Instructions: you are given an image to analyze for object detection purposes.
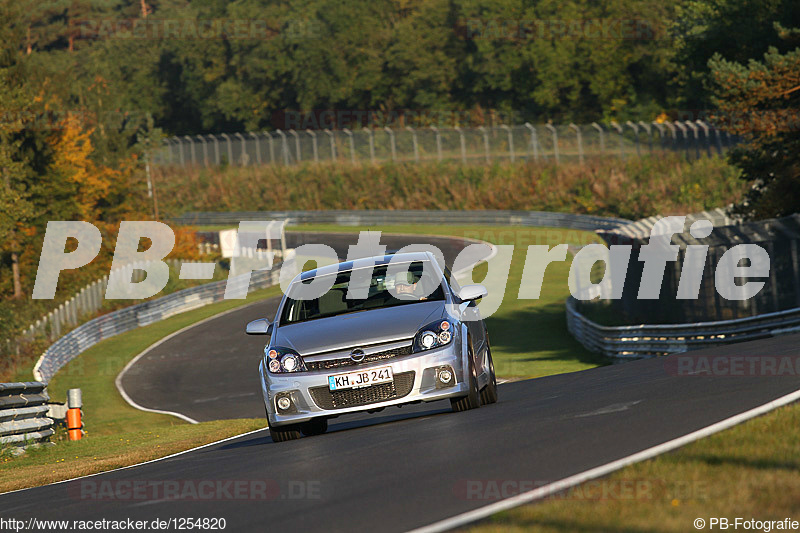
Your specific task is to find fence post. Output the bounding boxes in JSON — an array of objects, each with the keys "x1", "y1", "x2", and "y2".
[
  {"x1": 249, "y1": 132, "x2": 262, "y2": 165},
  {"x1": 454, "y1": 126, "x2": 467, "y2": 164},
  {"x1": 174, "y1": 138, "x2": 185, "y2": 166},
  {"x1": 663, "y1": 121, "x2": 677, "y2": 152},
  {"x1": 183, "y1": 135, "x2": 196, "y2": 166},
  {"x1": 233, "y1": 132, "x2": 247, "y2": 165},
  {"x1": 696, "y1": 120, "x2": 712, "y2": 157},
  {"x1": 638, "y1": 121, "x2": 652, "y2": 153},
  {"x1": 430, "y1": 126, "x2": 442, "y2": 161},
  {"x1": 524, "y1": 123, "x2": 539, "y2": 161},
  {"x1": 343, "y1": 128, "x2": 356, "y2": 164},
  {"x1": 545, "y1": 124, "x2": 558, "y2": 164},
  {"x1": 276, "y1": 130, "x2": 290, "y2": 165},
  {"x1": 610, "y1": 121, "x2": 624, "y2": 159},
  {"x1": 362, "y1": 128, "x2": 374, "y2": 163},
  {"x1": 324, "y1": 129, "x2": 336, "y2": 160},
  {"x1": 591, "y1": 122, "x2": 604, "y2": 154},
  {"x1": 197, "y1": 135, "x2": 209, "y2": 166},
  {"x1": 208, "y1": 135, "x2": 220, "y2": 165},
  {"x1": 570, "y1": 123, "x2": 583, "y2": 164},
  {"x1": 289, "y1": 129, "x2": 301, "y2": 162},
  {"x1": 673, "y1": 121, "x2": 688, "y2": 159},
  {"x1": 501, "y1": 124, "x2": 514, "y2": 162},
  {"x1": 406, "y1": 126, "x2": 419, "y2": 162},
  {"x1": 651, "y1": 122, "x2": 665, "y2": 153},
  {"x1": 384, "y1": 127, "x2": 396, "y2": 162},
  {"x1": 307, "y1": 130, "x2": 319, "y2": 163},
  {"x1": 685, "y1": 121, "x2": 700, "y2": 159},
  {"x1": 711, "y1": 125, "x2": 724, "y2": 155},
  {"x1": 266, "y1": 132, "x2": 275, "y2": 164},
  {"x1": 626, "y1": 121, "x2": 641, "y2": 157},
  {"x1": 478, "y1": 126, "x2": 490, "y2": 163},
  {"x1": 220, "y1": 133, "x2": 234, "y2": 165}
]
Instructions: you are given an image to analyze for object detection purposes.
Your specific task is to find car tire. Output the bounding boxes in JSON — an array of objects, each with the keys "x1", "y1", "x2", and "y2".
[
  {"x1": 480, "y1": 346, "x2": 498, "y2": 405},
  {"x1": 269, "y1": 423, "x2": 303, "y2": 442},
  {"x1": 451, "y1": 344, "x2": 481, "y2": 412},
  {"x1": 300, "y1": 417, "x2": 328, "y2": 436}
]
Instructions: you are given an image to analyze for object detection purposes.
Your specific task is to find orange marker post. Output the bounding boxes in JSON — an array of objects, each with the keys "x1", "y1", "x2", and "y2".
[{"x1": 67, "y1": 388, "x2": 83, "y2": 441}]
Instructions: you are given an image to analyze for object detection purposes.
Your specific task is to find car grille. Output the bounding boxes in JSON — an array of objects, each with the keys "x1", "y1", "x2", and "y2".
[
  {"x1": 305, "y1": 345, "x2": 413, "y2": 372},
  {"x1": 308, "y1": 371, "x2": 415, "y2": 410}
]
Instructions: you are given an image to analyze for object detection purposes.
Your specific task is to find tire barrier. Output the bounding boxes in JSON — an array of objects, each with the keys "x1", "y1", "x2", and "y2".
[{"x1": 0, "y1": 382, "x2": 54, "y2": 449}]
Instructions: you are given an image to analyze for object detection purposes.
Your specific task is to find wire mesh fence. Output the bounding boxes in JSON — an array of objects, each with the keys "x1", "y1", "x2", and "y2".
[{"x1": 153, "y1": 120, "x2": 738, "y2": 168}]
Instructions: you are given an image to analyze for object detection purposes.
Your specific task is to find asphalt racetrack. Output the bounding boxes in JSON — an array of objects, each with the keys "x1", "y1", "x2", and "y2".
[{"x1": 2, "y1": 233, "x2": 799, "y2": 531}]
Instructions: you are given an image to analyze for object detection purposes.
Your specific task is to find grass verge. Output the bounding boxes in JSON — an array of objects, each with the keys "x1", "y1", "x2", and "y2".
[
  {"x1": 465, "y1": 400, "x2": 800, "y2": 532},
  {"x1": 155, "y1": 156, "x2": 744, "y2": 221},
  {"x1": 0, "y1": 285, "x2": 280, "y2": 492}
]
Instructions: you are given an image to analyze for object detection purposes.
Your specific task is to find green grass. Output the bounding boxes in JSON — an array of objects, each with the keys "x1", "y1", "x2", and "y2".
[
  {"x1": 465, "y1": 400, "x2": 800, "y2": 532},
  {"x1": 0, "y1": 285, "x2": 280, "y2": 492},
  {"x1": 155, "y1": 156, "x2": 745, "y2": 221}
]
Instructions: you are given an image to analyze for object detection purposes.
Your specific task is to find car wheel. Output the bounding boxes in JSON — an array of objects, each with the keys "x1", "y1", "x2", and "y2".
[
  {"x1": 480, "y1": 345, "x2": 498, "y2": 405},
  {"x1": 300, "y1": 417, "x2": 328, "y2": 436},
  {"x1": 451, "y1": 343, "x2": 481, "y2": 412},
  {"x1": 269, "y1": 423, "x2": 303, "y2": 442}
]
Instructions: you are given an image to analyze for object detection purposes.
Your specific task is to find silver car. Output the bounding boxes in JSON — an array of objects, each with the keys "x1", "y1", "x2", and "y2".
[{"x1": 246, "y1": 251, "x2": 498, "y2": 442}]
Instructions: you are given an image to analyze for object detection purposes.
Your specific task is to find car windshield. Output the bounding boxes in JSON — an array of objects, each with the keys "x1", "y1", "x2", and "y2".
[{"x1": 280, "y1": 261, "x2": 445, "y2": 325}]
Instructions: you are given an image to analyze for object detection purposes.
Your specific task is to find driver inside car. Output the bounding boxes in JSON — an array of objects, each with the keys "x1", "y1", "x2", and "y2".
[{"x1": 393, "y1": 271, "x2": 428, "y2": 300}]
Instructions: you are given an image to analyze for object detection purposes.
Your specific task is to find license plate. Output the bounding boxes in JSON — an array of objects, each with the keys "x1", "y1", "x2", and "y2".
[{"x1": 328, "y1": 366, "x2": 394, "y2": 391}]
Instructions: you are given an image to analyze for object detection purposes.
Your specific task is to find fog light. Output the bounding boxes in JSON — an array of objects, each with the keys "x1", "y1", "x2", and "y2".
[
  {"x1": 276, "y1": 396, "x2": 292, "y2": 411},
  {"x1": 435, "y1": 365, "x2": 455, "y2": 388}
]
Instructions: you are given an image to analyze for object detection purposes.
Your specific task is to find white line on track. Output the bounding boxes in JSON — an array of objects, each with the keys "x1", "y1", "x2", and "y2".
[
  {"x1": 407, "y1": 386, "x2": 800, "y2": 533},
  {"x1": 115, "y1": 300, "x2": 268, "y2": 424},
  {"x1": 0, "y1": 428, "x2": 267, "y2": 498}
]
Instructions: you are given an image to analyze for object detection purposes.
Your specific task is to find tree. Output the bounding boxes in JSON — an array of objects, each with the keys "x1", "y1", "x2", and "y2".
[
  {"x1": 671, "y1": 0, "x2": 800, "y2": 111},
  {"x1": 710, "y1": 41, "x2": 800, "y2": 219}
]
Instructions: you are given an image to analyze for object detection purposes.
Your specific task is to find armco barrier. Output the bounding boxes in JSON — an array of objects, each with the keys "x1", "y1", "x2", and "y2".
[
  {"x1": 172, "y1": 209, "x2": 631, "y2": 232},
  {"x1": 566, "y1": 297, "x2": 800, "y2": 359},
  {"x1": 33, "y1": 268, "x2": 281, "y2": 383},
  {"x1": 0, "y1": 382, "x2": 54, "y2": 448}
]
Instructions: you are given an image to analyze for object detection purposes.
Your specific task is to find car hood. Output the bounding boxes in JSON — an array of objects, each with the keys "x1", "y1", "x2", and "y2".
[{"x1": 274, "y1": 301, "x2": 445, "y2": 355}]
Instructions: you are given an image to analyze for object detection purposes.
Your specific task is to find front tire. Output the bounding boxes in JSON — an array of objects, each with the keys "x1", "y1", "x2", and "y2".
[
  {"x1": 269, "y1": 424, "x2": 302, "y2": 442},
  {"x1": 480, "y1": 346, "x2": 498, "y2": 405},
  {"x1": 451, "y1": 343, "x2": 481, "y2": 412}
]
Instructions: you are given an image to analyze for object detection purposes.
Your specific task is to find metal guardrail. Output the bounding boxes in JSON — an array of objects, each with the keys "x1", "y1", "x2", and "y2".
[
  {"x1": 33, "y1": 268, "x2": 281, "y2": 383},
  {"x1": 173, "y1": 209, "x2": 631, "y2": 232},
  {"x1": 7, "y1": 259, "x2": 186, "y2": 361},
  {"x1": 566, "y1": 297, "x2": 800, "y2": 359},
  {"x1": 0, "y1": 382, "x2": 54, "y2": 448}
]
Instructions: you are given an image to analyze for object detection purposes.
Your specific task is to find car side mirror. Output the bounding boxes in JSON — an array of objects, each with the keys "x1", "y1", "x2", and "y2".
[
  {"x1": 246, "y1": 318, "x2": 272, "y2": 335},
  {"x1": 458, "y1": 284, "x2": 488, "y2": 302}
]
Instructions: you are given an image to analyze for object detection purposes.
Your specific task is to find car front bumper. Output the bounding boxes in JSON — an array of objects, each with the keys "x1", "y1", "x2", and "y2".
[{"x1": 260, "y1": 344, "x2": 467, "y2": 427}]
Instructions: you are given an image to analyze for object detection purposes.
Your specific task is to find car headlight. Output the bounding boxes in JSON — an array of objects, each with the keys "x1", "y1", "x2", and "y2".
[
  {"x1": 413, "y1": 320, "x2": 454, "y2": 352},
  {"x1": 264, "y1": 346, "x2": 307, "y2": 373}
]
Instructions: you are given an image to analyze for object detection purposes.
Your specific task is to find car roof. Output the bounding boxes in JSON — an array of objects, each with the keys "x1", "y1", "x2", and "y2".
[{"x1": 298, "y1": 251, "x2": 434, "y2": 281}]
